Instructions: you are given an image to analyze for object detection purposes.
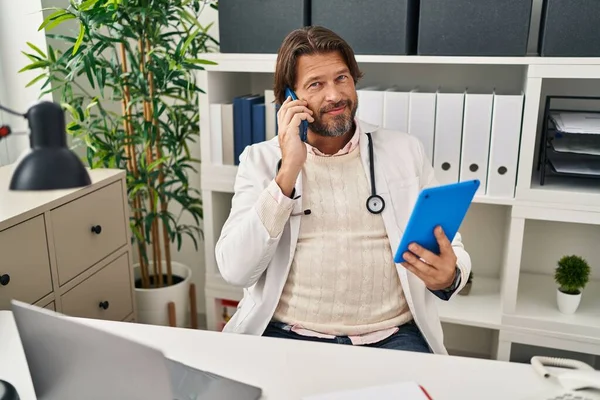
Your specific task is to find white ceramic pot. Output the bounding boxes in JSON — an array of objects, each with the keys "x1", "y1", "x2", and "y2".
[
  {"x1": 556, "y1": 288, "x2": 582, "y2": 314},
  {"x1": 133, "y1": 261, "x2": 191, "y2": 327}
]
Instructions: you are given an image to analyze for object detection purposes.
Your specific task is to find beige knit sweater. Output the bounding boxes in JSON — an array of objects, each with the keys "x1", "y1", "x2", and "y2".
[{"x1": 273, "y1": 147, "x2": 412, "y2": 336}]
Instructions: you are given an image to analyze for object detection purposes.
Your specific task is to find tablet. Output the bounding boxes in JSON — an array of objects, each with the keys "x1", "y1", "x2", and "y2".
[{"x1": 393, "y1": 179, "x2": 480, "y2": 263}]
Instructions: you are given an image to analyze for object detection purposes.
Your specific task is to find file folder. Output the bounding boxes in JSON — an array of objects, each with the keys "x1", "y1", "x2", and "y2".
[
  {"x1": 487, "y1": 92, "x2": 524, "y2": 198},
  {"x1": 264, "y1": 90, "x2": 277, "y2": 140},
  {"x1": 409, "y1": 89, "x2": 437, "y2": 162},
  {"x1": 433, "y1": 91, "x2": 465, "y2": 185},
  {"x1": 460, "y1": 92, "x2": 493, "y2": 194},
  {"x1": 209, "y1": 103, "x2": 223, "y2": 165},
  {"x1": 383, "y1": 88, "x2": 410, "y2": 132},
  {"x1": 357, "y1": 87, "x2": 384, "y2": 127},
  {"x1": 221, "y1": 104, "x2": 234, "y2": 165}
]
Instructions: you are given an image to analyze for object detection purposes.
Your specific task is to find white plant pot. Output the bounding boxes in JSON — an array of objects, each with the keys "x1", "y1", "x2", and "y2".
[
  {"x1": 556, "y1": 288, "x2": 582, "y2": 314},
  {"x1": 133, "y1": 261, "x2": 191, "y2": 327}
]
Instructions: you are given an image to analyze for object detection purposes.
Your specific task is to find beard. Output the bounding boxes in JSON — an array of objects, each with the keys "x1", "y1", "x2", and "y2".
[{"x1": 309, "y1": 98, "x2": 357, "y2": 138}]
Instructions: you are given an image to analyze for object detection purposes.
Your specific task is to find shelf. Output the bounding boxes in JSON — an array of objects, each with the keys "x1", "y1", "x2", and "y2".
[
  {"x1": 201, "y1": 164, "x2": 515, "y2": 205},
  {"x1": 198, "y1": 53, "x2": 600, "y2": 73},
  {"x1": 523, "y1": 170, "x2": 600, "y2": 210},
  {"x1": 437, "y1": 276, "x2": 502, "y2": 330},
  {"x1": 201, "y1": 164, "x2": 237, "y2": 193},
  {"x1": 503, "y1": 273, "x2": 600, "y2": 344}
]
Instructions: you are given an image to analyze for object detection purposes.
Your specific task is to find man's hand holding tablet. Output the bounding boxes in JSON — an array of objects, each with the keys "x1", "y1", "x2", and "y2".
[
  {"x1": 401, "y1": 226, "x2": 459, "y2": 290},
  {"x1": 393, "y1": 180, "x2": 480, "y2": 291}
]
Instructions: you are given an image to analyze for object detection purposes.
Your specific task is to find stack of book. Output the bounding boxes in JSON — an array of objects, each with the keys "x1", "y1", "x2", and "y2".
[{"x1": 209, "y1": 90, "x2": 278, "y2": 166}]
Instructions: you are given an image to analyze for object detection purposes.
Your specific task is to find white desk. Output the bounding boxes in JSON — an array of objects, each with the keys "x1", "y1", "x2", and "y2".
[{"x1": 0, "y1": 311, "x2": 559, "y2": 399}]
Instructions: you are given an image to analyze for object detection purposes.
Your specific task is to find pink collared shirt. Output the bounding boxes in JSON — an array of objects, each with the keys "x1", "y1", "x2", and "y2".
[{"x1": 266, "y1": 121, "x2": 401, "y2": 345}]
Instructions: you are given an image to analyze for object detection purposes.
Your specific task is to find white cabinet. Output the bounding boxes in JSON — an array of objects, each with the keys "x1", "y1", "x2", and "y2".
[{"x1": 0, "y1": 166, "x2": 135, "y2": 322}]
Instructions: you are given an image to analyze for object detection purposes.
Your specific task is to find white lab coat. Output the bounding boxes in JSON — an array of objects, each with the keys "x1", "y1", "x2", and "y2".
[{"x1": 215, "y1": 119, "x2": 471, "y2": 355}]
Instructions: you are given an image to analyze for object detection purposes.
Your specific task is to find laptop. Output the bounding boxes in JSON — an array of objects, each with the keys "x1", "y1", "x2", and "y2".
[{"x1": 10, "y1": 300, "x2": 262, "y2": 400}]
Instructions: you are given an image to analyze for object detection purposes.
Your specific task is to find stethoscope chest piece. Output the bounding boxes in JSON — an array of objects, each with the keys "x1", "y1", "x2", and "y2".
[{"x1": 366, "y1": 194, "x2": 385, "y2": 214}]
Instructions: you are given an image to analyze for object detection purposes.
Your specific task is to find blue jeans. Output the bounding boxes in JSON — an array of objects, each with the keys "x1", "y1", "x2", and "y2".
[{"x1": 262, "y1": 320, "x2": 432, "y2": 353}]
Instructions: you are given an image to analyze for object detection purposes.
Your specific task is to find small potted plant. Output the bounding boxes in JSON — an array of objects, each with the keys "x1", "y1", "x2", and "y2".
[
  {"x1": 459, "y1": 271, "x2": 473, "y2": 296},
  {"x1": 555, "y1": 255, "x2": 591, "y2": 314}
]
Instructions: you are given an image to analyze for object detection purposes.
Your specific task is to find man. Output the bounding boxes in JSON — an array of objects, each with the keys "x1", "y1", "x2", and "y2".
[{"x1": 215, "y1": 26, "x2": 471, "y2": 355}]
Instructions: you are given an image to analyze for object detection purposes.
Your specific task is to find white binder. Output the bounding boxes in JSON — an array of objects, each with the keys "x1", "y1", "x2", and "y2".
[
  {"x1": 264, "y1": 89, "x2": 277, "y2": 140},
  {"x1": 433, "y1": 91, "x2": 465, "y2": 185},
  {"x1": 487, "y1": 92, "x2": 524, "y2": 198},
  {"x1": 460, "y1": 91, "x2": 494, "y2": 194},
  {"x1": 383, "y1": 88, "x2": 410, "y2": 132},
  {"x1": 209, "y1": 103, "x2": 223, "y2": 165},
  {"x1": 409, "y1": 89, "x2": 437, "y2": 162},
  {"x1": 357, "y1": 86, "x2": 384, "y2": 127},
  {"x1": 221, "y1": 103, "x2": 234, "y2": 165}
]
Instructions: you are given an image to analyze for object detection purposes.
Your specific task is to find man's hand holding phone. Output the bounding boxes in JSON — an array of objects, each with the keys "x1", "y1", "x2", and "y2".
[{"x1": 275, "y1": 95, "x2": 314, "y2": 198}]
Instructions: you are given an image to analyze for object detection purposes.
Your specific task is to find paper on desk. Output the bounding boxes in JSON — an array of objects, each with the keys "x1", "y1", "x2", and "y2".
[{"x1": 302, "y1": 382, "x2": 432, "y2": 400}]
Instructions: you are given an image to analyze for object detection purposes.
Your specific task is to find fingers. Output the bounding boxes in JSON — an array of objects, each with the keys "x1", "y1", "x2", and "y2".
[
  {"x1": 282, "y1": 105, "x2": 313, "y2": 127},
  {"x1": 401, "y1": 260, "x2": 432, "y2": 285},
  {"x1": 277, "y1": 97, "x2": 313, "y2": 137},
  {"x1": 401, "y1": 251, "x2": 433, "y2": 277},
  {"x1": 434, "y1": 226, "x2": 453, "y2": 253},
  {"x1": 406, "y1": 242, "x2": 440, "y2": 269},
  {"x1": 290, "y1": 112, "x2": 314, "y2": 128}
]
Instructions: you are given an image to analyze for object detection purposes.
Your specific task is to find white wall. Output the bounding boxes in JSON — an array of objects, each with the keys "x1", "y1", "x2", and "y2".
[{"x1": 0, "y1": 0, "x2": 51, "y2": 164}]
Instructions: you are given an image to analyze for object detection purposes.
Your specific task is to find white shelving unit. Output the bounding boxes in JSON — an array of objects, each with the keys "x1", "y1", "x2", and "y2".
[{"x1": 198, "y1": 53, "x2": 600, "y2": 361}]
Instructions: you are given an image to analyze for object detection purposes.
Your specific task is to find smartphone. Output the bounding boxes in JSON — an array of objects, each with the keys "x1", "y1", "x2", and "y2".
[{"x1": 285, "y1": 86, "x2": 308, "y2": 142}]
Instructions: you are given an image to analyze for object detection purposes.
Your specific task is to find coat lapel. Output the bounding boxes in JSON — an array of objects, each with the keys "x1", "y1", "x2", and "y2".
[{"x1": 358, "y1": 121, "x2": 410, "y2": 288}]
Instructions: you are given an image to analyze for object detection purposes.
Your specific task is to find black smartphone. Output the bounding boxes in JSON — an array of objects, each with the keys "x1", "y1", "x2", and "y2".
[{"x1": 285, "y1": 86, "x2": 308, "y2": 142}]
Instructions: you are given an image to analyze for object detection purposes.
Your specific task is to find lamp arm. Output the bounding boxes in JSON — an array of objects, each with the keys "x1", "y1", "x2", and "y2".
[
  {"x1": 0, "y1": 103, "x2": 26, "y2": 118},
  {"x1": 0, "y1": 103, "x2": 28, "y2": 142}
]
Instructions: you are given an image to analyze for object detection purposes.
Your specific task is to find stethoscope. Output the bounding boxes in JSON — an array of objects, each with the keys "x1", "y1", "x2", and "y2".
[
  {"x1": 365, "y1": 132, "x2": 385, "y2": 214},
  {"x1": 280, "y1": 131, "x2": 385, "y2": 216}
]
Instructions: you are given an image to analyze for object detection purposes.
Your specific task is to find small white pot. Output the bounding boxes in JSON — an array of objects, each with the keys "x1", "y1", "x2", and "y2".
[
  {"x1": 556, "y1": 288, "x2": 582, "y2": 314},
  {"x1": 133, "y1": 261, "x2": 191, "y2": 327}
]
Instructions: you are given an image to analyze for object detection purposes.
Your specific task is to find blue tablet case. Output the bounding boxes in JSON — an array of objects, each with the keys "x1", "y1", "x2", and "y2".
[{"x1": 393, "y1": 179, "x2": 480, "y2": 263}]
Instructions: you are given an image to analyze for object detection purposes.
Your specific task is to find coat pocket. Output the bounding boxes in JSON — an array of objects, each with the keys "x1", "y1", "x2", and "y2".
[{"x1": 387, "y1": 176, "x2": 420, "y2": 231}]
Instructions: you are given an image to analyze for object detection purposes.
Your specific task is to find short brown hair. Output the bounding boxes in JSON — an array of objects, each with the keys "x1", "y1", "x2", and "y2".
[{"x1": 273, "y1": 26, "x2": 363, "y2": 105}]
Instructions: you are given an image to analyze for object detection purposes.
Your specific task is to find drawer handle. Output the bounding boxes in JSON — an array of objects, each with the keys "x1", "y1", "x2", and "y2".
[
  {"x1": 98, "y1": 301, "x2": 109, "y2": 310},
  {"x1": 91, "y1": 225, "x2": 102, "y2": 235},
  {"x1": 0, "y1": 274, "x2": 10, "y2": 286}
]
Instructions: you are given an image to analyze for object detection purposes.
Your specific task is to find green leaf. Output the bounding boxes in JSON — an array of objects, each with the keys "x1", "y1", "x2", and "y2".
[
  {"x1": 77, "y1": 0, "x2": 100, "y2": 11},
  {"x1": 22, "y1": 52, "x2": 42, "y2": 63},
  {"x1": 48, "y1": 45, "x2": 57, "y2": 62},
  {"x1": 46, "y1": 34, "x2": 78, "y2": 43},
  {"x1": 73, "y1": 23, "x2": 86, "y2": 55},
  {"x1": 44, "y1": 13, "x2": 76, "y2": 31},
  {"x1": 185, "y1": 58, "x2": 217, "y2": 65},
  {"x1": 39, "y1": 9, "x2": 68, "y2": 30},
  {"x1": 18, "y1": 60, "x2": 51, "y2": 73},
  {"x1": 25, "y1": 73, "x2": 47, "y2": 88},
  {"x1": 26, "y1": 42, "x2": 47, "y2": 58}
]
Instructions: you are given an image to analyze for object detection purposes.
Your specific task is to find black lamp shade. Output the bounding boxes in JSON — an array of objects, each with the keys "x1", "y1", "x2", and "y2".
[{"x1": 9, "y1": 101, "x2": 91, "y2": 190}]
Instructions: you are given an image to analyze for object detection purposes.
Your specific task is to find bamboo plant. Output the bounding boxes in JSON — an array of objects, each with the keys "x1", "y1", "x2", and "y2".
[{"x1": 21, "y1": 0, "x2": 218, "y2": 289}]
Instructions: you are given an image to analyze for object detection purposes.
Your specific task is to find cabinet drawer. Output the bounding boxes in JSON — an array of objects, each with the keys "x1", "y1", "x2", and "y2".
[
  {"x1": 0, "y1": 216, "x2": 52, "y2": 309},
  {"x1": 61, "y1": 253, "x2": 133, "y2": 321},
  {"x1": 51, "y1": 181, "x2": 127, "y2": 285}
]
